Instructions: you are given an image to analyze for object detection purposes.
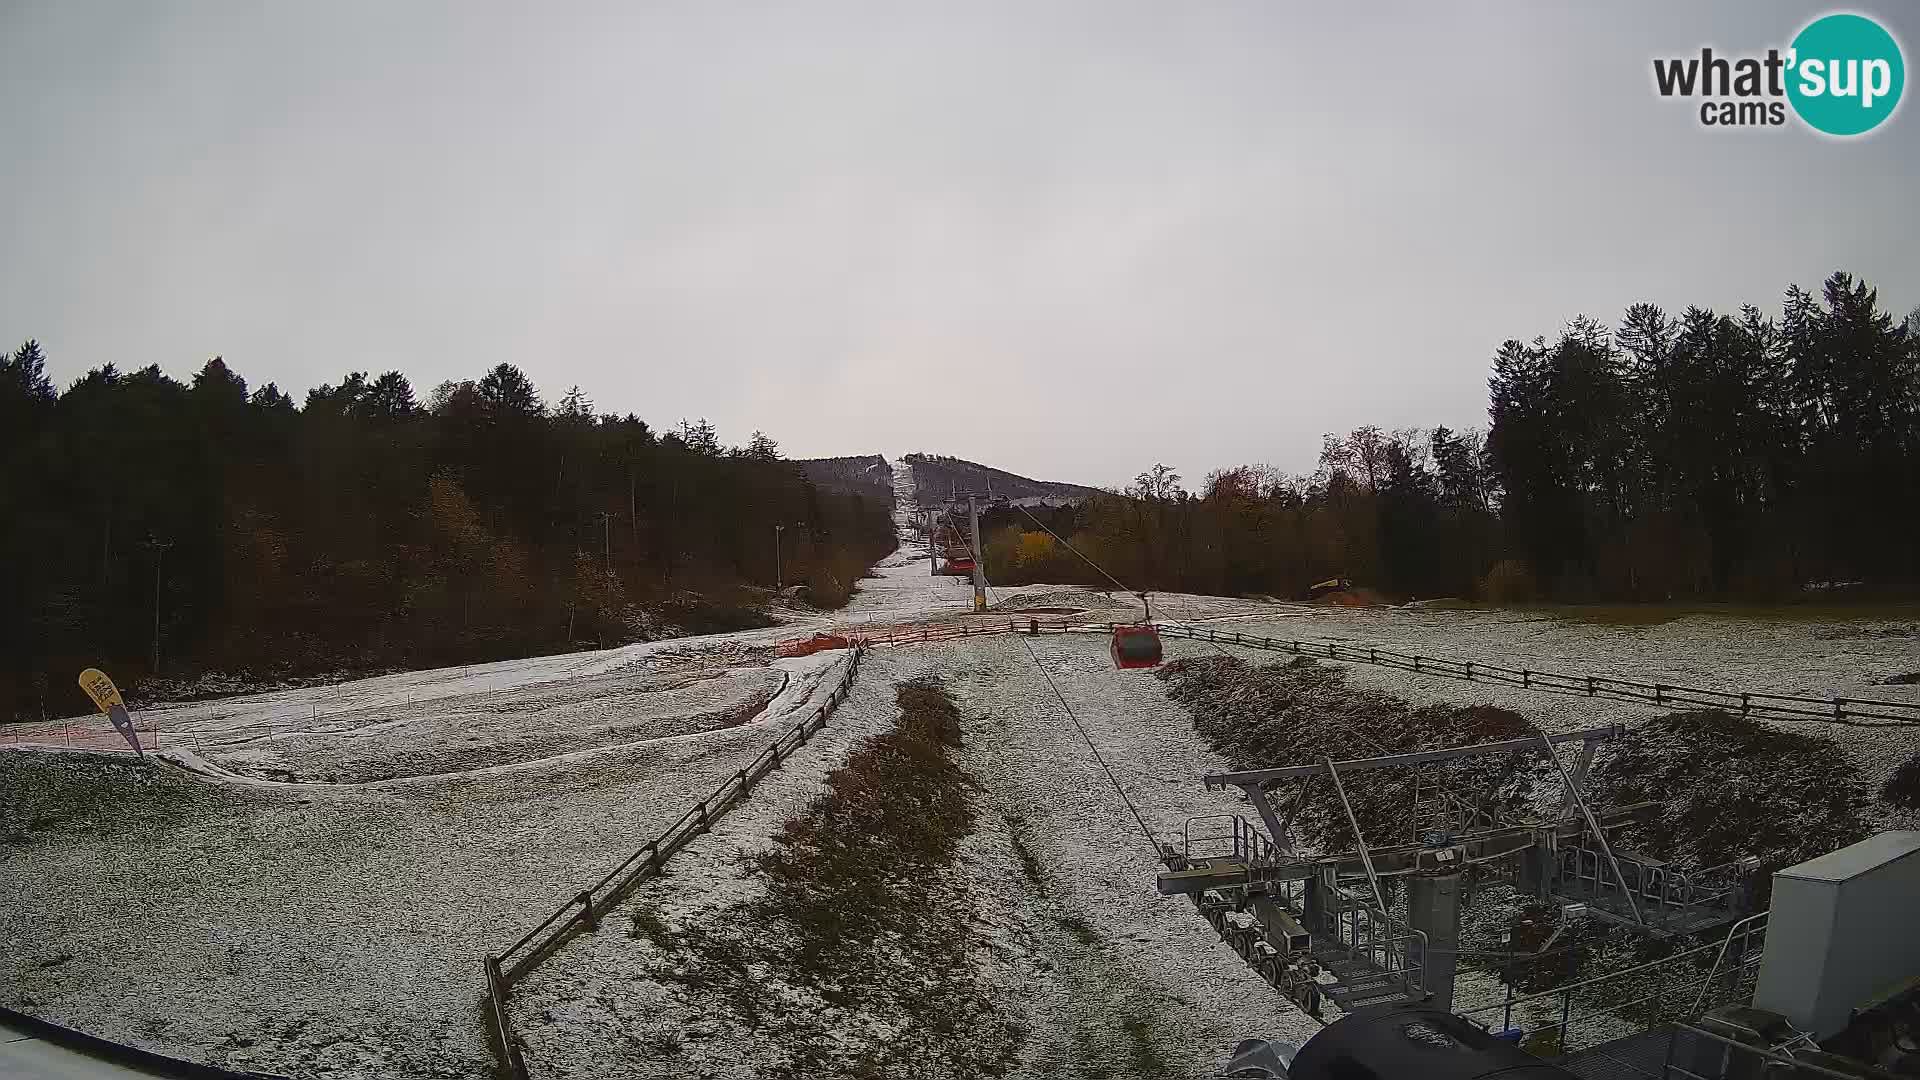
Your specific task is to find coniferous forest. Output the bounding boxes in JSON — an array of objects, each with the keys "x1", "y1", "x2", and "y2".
[
  {"x1": 5, "y1": 271, "x2": 1916, "y2": 719},
  {"x1": 0, "y1": 357, "x2": 894, "y2": 719},
  {"x1": 981, "y1": 272, "x2": 1920, "y2": 605}
]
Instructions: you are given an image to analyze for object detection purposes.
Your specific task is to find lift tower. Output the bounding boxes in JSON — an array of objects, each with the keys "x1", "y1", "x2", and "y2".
[
  {"x1": 1158, "y1": 725, "x2": 1763, "y2": 1016},
  {"x1": 968, "y1": 493, "x2": 986, "y2": 612}
]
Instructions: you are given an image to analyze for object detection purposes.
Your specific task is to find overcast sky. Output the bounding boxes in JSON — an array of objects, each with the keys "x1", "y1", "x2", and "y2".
[{"x1": 3, "y1": 2, "x2": 1915, "y2": 488}]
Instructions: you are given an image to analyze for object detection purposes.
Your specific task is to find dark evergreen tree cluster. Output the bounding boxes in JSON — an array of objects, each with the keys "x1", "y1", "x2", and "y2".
[
  {"x1": 982, "y1": 272, "x2": 1916, "y2": 604},
  {"x1": 1488, "y1": 272, "x2": 1918, "y2": 598},
  {"x1": 0, "y1": 354, "x2": 894, "y2": 719}
]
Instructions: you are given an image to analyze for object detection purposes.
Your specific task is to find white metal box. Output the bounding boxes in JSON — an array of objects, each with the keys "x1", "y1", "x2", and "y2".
[{"x1": 1753, "y1": 831, "x2": 1920, "y2": 1038}]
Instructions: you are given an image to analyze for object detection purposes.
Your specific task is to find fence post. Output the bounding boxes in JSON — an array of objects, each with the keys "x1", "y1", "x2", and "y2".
[
  {"x1": 1740, "y1": 693, "x2": 1750, "y2": 716},
  {"x1": 1654, "y1": 684, "x2": 1665, "y2": 706},
  {"x1": 1586, "y1": 676, "x2": 1595, "y2": 696},
  {"x1": 577, "y1": 891, "x2": 599, "y2": 931},
  {"x1": 1522, "y1": 670, "x2": 1531, "y2": 689},
  {"x1": 1465, "y1": 662, "x2": 1474, "y2": 681},
  {"x1": 1413, "y1": 655, "x2": 1421, "y2": 673},
  {"x1": 696, "y1": 801, "x2": 708, "y2": 830}
]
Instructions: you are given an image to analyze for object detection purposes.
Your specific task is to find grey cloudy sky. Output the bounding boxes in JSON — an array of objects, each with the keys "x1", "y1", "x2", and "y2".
[{"x1": 3, "y1": 2, "x2": 1915, "y2": 488}]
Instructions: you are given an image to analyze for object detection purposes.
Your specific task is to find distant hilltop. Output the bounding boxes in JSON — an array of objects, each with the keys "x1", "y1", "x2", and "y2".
[
  {"x1": 795, "y1": 455, "x2": 895, "y2": 509},
  {"x1": 900, "y1": 453, "x2": 1105, "y2": 505}
]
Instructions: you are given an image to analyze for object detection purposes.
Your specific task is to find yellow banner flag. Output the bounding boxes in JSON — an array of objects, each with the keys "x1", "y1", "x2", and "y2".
[{"x1": 78, "y1": 668, "x2": 125, "y2": 714}]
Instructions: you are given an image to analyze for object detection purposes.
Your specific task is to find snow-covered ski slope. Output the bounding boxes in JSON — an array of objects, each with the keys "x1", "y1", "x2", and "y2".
[{"x1": 5, "y1": 455, "x2": 1919, "y2": 1079}]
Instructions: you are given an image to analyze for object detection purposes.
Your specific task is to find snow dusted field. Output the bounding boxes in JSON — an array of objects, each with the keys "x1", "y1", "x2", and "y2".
[
  {"x1": 513, "y1": 635, "x2": 1322, "y2": 1080},
  {"x1": 6, "y1": 455, "x2": 1919, "y2": 1079},
  {"x1": 1, "y1": 647, "x2": 860, "y2": 1079},
  {"x1": 1206, "y1": 606, "x2": 1920, "y2": 806}
]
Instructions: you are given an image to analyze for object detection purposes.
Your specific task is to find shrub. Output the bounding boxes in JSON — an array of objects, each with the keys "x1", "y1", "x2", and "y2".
[
  {"x1": 1590, "y1": 710, "x2": 1871, "y2": 889},
  {"x1": 1883, "y1": 751, "x2": 1920, "y2": 811},
  {"x1": 1480, "y1": 559, "x2": 1537, "y2": 604}
]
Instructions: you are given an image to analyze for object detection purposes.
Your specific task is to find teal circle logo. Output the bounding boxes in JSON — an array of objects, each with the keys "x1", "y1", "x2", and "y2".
[{"x1": 1787, "y1": 13, "x2": 1905, "y2": 136}]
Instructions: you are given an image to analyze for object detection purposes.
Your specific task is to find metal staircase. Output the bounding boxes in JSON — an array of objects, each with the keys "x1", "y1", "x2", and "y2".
[{"x1": 1170, "y1": 816, "x2": 1427, "y2": 1017}]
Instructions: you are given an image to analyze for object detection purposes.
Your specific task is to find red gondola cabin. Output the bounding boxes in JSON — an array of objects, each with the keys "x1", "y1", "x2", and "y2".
[{"x1": 1110, "y1": 624, "x2": 1163, "y2": 669}]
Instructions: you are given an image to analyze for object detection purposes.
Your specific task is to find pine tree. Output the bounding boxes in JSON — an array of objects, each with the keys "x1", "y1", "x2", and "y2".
[
  {"x1": 364, "y1": 371, "x2": 419, "y2": 418},
  {"x1": 477, "y1": 364, "x2": 543, "y2": 418},
  {"x1": 744, "y1": 430, "x2": 780, "y2": 461}
]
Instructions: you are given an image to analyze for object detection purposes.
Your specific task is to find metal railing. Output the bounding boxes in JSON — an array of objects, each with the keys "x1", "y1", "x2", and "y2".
[
  {"x1": 1182, "y1": 813, "x2": 1277, "y2": 865},
  {"x1": 1327, "y1": 883, "x2": 1429, "y2": 999},
  {"x1": 1456, "y1": 917, "x2": 1767, "y2": 1055},
  {"x1": 1687, "y1": 912, "x2": 1768, "y2": 1017},
  {"x1": 1557, "y1": 845, "x2": 1744, "y2": 917},
  {"x1": 481, "y1": 644, "x2": 868, "y2": 1080},
  {"x1": 860, "y1": 616, "x2": 1085, "y2": 645},
  {"x1": 1660, "y1": 1021, "x2": 1900, "y2": 1080},
  {"x1": 1151, "y1": 624, "x2": 1920, "y2": 729}
]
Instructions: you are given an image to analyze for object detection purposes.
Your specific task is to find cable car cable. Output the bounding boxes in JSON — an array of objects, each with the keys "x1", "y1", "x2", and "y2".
[
  {"x1": 1015, "y1": 632, "x2": 1163, "y2": 856},
  {"x1": 1010, "y1": 502, "x2": 1393, "y2": 768},
  {"x1": 1013, "y1": 503, "x2": 1135, "y2": 596},
  {"x1": 947, "y1": 526, "x2": 1161, "y2": 855},
  {"x1": 1009, "y1": 503, "x2": 1162, "y2": 667}
]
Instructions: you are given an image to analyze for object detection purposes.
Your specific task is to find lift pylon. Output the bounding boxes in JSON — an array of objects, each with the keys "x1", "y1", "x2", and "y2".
[{"x1": 1162, "y1": 725, "x2": 1763, "y2": 1016}]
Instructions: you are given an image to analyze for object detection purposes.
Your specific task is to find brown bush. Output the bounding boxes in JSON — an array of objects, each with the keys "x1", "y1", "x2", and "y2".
[
  {"x1": 1479, "y1": 559, "x2": 1538, "y2": 604},
  {"x1": 1883, "y1": 751, "x2": 1920, "y2": 811}
]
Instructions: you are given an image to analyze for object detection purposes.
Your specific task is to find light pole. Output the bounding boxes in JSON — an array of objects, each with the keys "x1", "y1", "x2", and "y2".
[
  {"x1": 597, "y1": 511, "x2": 612, "y2": 579},
  {"x1": 143, "y1": 535, "x2": 172, "y2": 674},
  {"x1": 774, "y1": 524, "x2": 785, "y2": 590}
]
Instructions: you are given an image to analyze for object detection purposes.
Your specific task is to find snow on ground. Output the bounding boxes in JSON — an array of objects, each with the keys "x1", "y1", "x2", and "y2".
[
  {"x1": 0, "y1": 650, "x2": 855, "y2": 1079},
  {"x1": 0, "y1": 535, "x2": 971, "y2": 760},
  {"x1": 7, "y1": 451, "x2": 1917, "y2": 1078},
  {"x1": 1205, "y1": 606, "x2": 1920, "y2": 806},
  {"x1": 191, "y1": 662, "x2": 788, "y2": 785},
  {"x1": 514, "y1": 638, "x2": 1319, "y2": 1080}
]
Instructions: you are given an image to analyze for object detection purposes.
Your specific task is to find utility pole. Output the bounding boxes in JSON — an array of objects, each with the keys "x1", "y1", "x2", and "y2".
[
  {"x1": 968, "y1": 493, "x2": 986, "y2": 613},
  {"x1": 774, "y1": 523, "x2": 786, "y2": 590},
  {"x1": 598, "y1": 511, "x2": 612, "y2": 580},
  {"x1": 927, "y1": 508, "x2": 937, "y2": 576},
  {"x1": 143, "y1": 535, "x2": 172, "y2": 674}
]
